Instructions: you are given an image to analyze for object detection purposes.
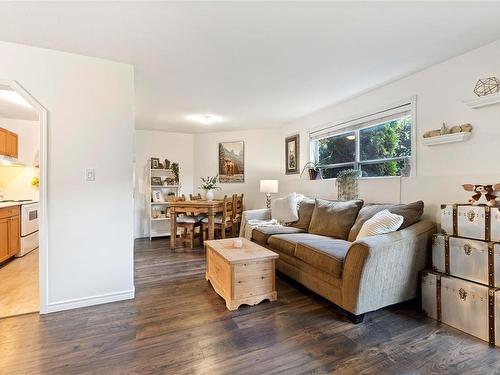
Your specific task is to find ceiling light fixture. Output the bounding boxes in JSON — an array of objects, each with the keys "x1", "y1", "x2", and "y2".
[
  {"x1": 187, "y1": 114, "x2": 223, "y2": 125},
  {"x1": 346, "y1": 135, "x2": 356, "y2": 140}
]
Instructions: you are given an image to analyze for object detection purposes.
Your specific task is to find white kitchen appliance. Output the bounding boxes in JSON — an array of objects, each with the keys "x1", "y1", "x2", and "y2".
[{"x1": 16, "y1": 201, "x2": 39, "y2": 257}]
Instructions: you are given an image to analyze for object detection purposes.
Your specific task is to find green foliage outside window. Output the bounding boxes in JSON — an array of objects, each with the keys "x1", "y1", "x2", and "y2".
[{"x1": 315, "y1": 115, "x2": 412, "y2": 178}]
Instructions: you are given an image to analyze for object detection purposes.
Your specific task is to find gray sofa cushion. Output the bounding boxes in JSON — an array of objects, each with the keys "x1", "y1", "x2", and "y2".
[
  {"x1": 290, "y1": 198, "x2": 316, "y2": 231},
  {"x1": 308, "y1": 198, "x2": 363, "y2": 240},
  {"x1": 252, "y1": 226, "x2": 305, "y2": 245},
  {"x1": 295, "y1": 238, "x2": 351, "y2": 278},
  {"x1": 347, "y1": 200, "x2": 424, "y2": 241},
  {"x1": 267, "y1": 233, "x2": 329, "y2": 257}
]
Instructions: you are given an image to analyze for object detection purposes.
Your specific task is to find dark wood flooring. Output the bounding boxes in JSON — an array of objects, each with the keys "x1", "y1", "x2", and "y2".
[{"x1": 2, "y1": 238, "x2": 500, "y2": 374}]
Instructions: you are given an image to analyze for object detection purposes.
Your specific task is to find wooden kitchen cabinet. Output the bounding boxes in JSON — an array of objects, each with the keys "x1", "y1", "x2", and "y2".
[
  {"x1": 0, "y1": 128, "x2": 19, "y2": 158},
  {"x1": 0, "y1": 206, "x2": 20, "y2": 263}
]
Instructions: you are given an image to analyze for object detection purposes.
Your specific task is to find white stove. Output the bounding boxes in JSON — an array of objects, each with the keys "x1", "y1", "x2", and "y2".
[{"x1": 15, "y1": 201, "x2": 39, "y2": 257}]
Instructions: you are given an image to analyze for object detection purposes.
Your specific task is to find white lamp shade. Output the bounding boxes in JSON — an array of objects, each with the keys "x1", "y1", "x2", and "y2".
[{"x1": 260, "y1": 180, "x2": 278, "y2": 193}]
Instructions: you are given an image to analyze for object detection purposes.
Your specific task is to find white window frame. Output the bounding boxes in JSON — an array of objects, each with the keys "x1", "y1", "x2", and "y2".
[{"x1": 308, "y1": 96, "x2": 417, "y2": 179}]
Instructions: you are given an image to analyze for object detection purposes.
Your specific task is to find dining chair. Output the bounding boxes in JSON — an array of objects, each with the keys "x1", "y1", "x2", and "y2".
[
  {"x1": 175, "y1": 195, "x2": 203, "y2": 249},
  {"x1": 202, "y1": 195, "x2": 234, "y2": 240},
  {"x1": 231, "y1": 194, "x2": 244, "y2": 237}
]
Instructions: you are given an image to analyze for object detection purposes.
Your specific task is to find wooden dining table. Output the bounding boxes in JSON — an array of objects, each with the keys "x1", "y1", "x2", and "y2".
[{"x1": 168, "y1": 200, "x2": 224, "y2": 249}]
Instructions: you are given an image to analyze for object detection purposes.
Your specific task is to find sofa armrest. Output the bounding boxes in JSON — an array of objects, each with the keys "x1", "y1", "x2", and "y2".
[
  {"x1": 239, "y1": 208, "x2": 272, "y2": 237},
  {"x1": 342, "y1": 220, "x2": 436, "y2": 315}
]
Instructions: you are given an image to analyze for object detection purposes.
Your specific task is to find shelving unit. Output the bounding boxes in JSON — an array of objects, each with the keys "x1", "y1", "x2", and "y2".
[
  {"x1": 147, "y1": 161, "x2": 180, "y2": 239},
  {"x1": 463, "y1": 92, "x2": 500, "y2": 109}
]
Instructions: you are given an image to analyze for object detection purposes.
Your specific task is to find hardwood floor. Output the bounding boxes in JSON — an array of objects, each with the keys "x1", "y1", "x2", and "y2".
[
  {"x1": 0, "y1": 248, "x2": 39, "y2": 318},
  {"x1": 1, "y1": 238, "x2": 500, "y2": 374}
]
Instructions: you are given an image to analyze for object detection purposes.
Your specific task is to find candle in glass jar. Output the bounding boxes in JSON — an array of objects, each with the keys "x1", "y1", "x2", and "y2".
[{"x1": 232, "y1": 238, "x2": 243, "y2": 248}]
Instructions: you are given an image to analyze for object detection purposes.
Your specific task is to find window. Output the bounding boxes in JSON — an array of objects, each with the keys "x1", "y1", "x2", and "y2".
[{"x1": 310, "y1": 102, "x2": 413, "y2": 178}]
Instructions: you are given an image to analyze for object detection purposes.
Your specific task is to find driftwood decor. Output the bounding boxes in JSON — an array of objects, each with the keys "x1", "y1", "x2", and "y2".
[{"x1": 422, "y1": 122, "x2": 472, "y2": 139}]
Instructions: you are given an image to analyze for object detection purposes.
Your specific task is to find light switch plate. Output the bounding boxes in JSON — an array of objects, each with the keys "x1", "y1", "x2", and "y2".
[{"x1": 86, "y1": 168, "x2": 95, "y2": 181}]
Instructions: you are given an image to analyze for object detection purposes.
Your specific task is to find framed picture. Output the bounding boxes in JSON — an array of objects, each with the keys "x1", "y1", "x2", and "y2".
[
  {"x1": 151, "y1": 190, "x2": 165, "y2": 202},
  {"x1": 285, "y1": 134, "x2": 300, "y2": 174},
  {"x1": 151, "y1": 157, "x2": 161, "y2": 169},
  {"x1": 151, "y1": 176, "x2": 162, "y2": 186},
  {"x1": 218, "y1": 141, "x2": 244, "y2": 183}
]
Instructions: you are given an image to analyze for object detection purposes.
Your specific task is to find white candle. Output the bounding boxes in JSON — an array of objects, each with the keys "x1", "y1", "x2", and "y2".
[{"x1": 232, "y1": 238, "x2": 243, "y2": 248}]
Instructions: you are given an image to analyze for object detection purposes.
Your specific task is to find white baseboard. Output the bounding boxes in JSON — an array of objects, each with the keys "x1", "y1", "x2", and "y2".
[{"x1": 43, "y1": 287, "x2": 135, "y2": 314}]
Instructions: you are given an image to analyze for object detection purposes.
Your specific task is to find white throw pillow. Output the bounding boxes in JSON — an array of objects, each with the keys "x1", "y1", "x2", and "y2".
[
  {"x1": 271, "y1": 192, "x2": 299, "y2": 223},
  {"x1": 356, "y1": 209, "x2": 404, "y2": 239}
]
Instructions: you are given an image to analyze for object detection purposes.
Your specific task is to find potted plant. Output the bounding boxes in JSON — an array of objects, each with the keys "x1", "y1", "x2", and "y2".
[
  {"x1": 199, "y1": 175, "x2": 221, "y2": 201},
  {"x1": 171, "y1": 162, "x2": 179, "y2": 184},
  {"x1": 336, "y1": 169, "x2": 362, "y2": 201},
  {"x1": 300, "y1": 161, "x2": 322, "y2": 180}
]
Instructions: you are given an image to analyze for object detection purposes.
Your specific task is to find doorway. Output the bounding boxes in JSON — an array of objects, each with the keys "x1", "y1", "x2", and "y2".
[{"x1": 0, "y1": 80, "x2": 47, "y2": 318}]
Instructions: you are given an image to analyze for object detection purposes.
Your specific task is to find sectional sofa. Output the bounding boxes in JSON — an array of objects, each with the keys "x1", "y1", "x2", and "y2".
[{"x1": 242, "y1": 198, "x2": 435, "y2": 323}]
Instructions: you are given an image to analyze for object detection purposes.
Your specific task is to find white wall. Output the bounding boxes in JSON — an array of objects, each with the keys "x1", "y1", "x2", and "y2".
[
  {"x1": 0, "y1": 41, "x2": 135, "y2": 312},
  {"x1": 279, "y1": 40, "x2": 500, "y2": 223},
  {"x1": 0, "y1": 117, "x2": 40, "y2": 200},
  {"x1": 134, "y1": 130, "x2": 194, "y2": 238},
  {"x1": 193, "y1": 128, "x2": 281, "y2": 210}
]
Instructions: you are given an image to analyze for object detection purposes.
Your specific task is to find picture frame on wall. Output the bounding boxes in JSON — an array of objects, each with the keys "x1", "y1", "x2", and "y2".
[
  {"x1": 218, "y1": 141, "x2": 245, "y2": 183},
  {"x1": 285, "y1": 134, "x2": 300, "y2": 174}
]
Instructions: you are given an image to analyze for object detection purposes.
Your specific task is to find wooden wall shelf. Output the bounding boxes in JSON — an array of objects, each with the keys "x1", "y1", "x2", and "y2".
[{"x1": 463, "y1": 92, "x2": 500, "y2": 109}]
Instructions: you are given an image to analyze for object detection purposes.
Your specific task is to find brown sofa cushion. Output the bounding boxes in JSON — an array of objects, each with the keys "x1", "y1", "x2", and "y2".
[
  {"x1": 347, "y1": 200, "x2": 424, "y2": 241},
  {"x1": 308, "y1": 199, "x2": 363, "y2": 240},
  {"x1": 290, "y1": 198, "x2": 315, "y2": 231},
  {"x1": 295, "y1": 238, "x2": 350, "y2": 278},
  {"x1": 252, "y1": 226, "x2": 305, "y2": 245},
  {"x1": 267, "y1": 233, "x2": 329, "y2": 257}
]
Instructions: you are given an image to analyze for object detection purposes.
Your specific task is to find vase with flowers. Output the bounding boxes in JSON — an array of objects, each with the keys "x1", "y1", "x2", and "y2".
[{"x1": 199, "y1": 175, "x2": 221, "y2": 200}]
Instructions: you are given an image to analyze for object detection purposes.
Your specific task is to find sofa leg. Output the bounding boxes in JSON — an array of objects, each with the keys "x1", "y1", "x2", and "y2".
[{"x1": 346, "y1": 312, "x2": 365, "y2": 324}]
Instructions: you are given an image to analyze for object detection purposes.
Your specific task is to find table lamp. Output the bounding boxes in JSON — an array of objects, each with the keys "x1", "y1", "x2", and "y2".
[{"x1": 260, "y1": 180, "x2": 278, "y2": 208}]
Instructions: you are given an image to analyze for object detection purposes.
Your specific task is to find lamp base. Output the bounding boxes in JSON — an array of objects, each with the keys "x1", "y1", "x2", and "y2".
[{"x1": 266, "y1": 193, "x2": 271, "y2": 209}]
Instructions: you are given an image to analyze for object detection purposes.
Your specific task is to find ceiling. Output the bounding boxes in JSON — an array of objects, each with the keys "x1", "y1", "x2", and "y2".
[
  {"x1": 0, "y1": 85, "x2": 38, "y2": 121},
  {"x1": 0, "y1": 2, "x2": 499, "y2": 133}
]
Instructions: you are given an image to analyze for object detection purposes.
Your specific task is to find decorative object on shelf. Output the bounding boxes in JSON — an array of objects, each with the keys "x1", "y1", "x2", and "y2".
[
  {"x1": 462, "y1": 183, "x2": 500, "y2": 206},
  {"x1": 152, "y1": 208, "x2": 161, "y2": 219},
  {"x1": 164, "y1": 159, "x2": 171, "y2": 169},
  {"x1": 218, "y1": 141, "x2": 244, "y2": 183},
  {"x1": 422, "y1": 122, "x2": 473, "y2": 146},
  {"x1": 423, "y1": 122, "x2": 473, "y2": 139},
  {"x1": 285, "y1": 134, "x2": 300, "y2": 174},
  {"x1": 163, "y1": 177, "x2": 176, "y2": 186},
  {"x1": 473, "y1": 77, "x2": 500, "y2": 97},
  {"x1": 151, "y1": 157, "x2": 161, "y2": 169},
  {"x1": 300, "y1": 161, "x2": 322, "y2": 180},
  {"x1": 31, "y1": 176, "x2": 39, "y2": 188},
  {"x1": 171, "y1": 162, "x2": 179, "y2": 183},
  {"x1": 151, "y1": 176, "x2": 162, "y2": 186},
  {"x1": 260, "y1": 179, "x2": 278, "y2": 208},
  {"x1": 151, "y1": 190, "x2": 165, "y2": 202},
  {"x1": 199, "y1": 175, "x2": 221, "y2": 201},
  {"x1": 336, "y1": 169, "x2": 361, "y2": 201}
]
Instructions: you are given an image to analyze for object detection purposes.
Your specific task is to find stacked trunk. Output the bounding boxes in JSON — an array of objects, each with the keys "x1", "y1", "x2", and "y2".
[{"x1": 422, "y1": 204, "x2": 500, "y2": 346}]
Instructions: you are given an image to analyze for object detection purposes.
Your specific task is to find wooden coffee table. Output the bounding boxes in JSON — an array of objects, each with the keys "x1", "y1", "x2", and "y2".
[{"x1": 205, "y1": 238, "x2": 279, "y2": 311}]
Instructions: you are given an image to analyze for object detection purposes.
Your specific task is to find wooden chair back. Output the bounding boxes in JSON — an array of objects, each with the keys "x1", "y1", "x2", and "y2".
[
  {"x1": 233, "y1": 194, "x2": 244, "y2": 222},
  {"x1": 190, "y1": 193, "x2": 203, "y2": 200},
  {"x1": 221, "y1": 195, "x2": 235, "y2": 224}
]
